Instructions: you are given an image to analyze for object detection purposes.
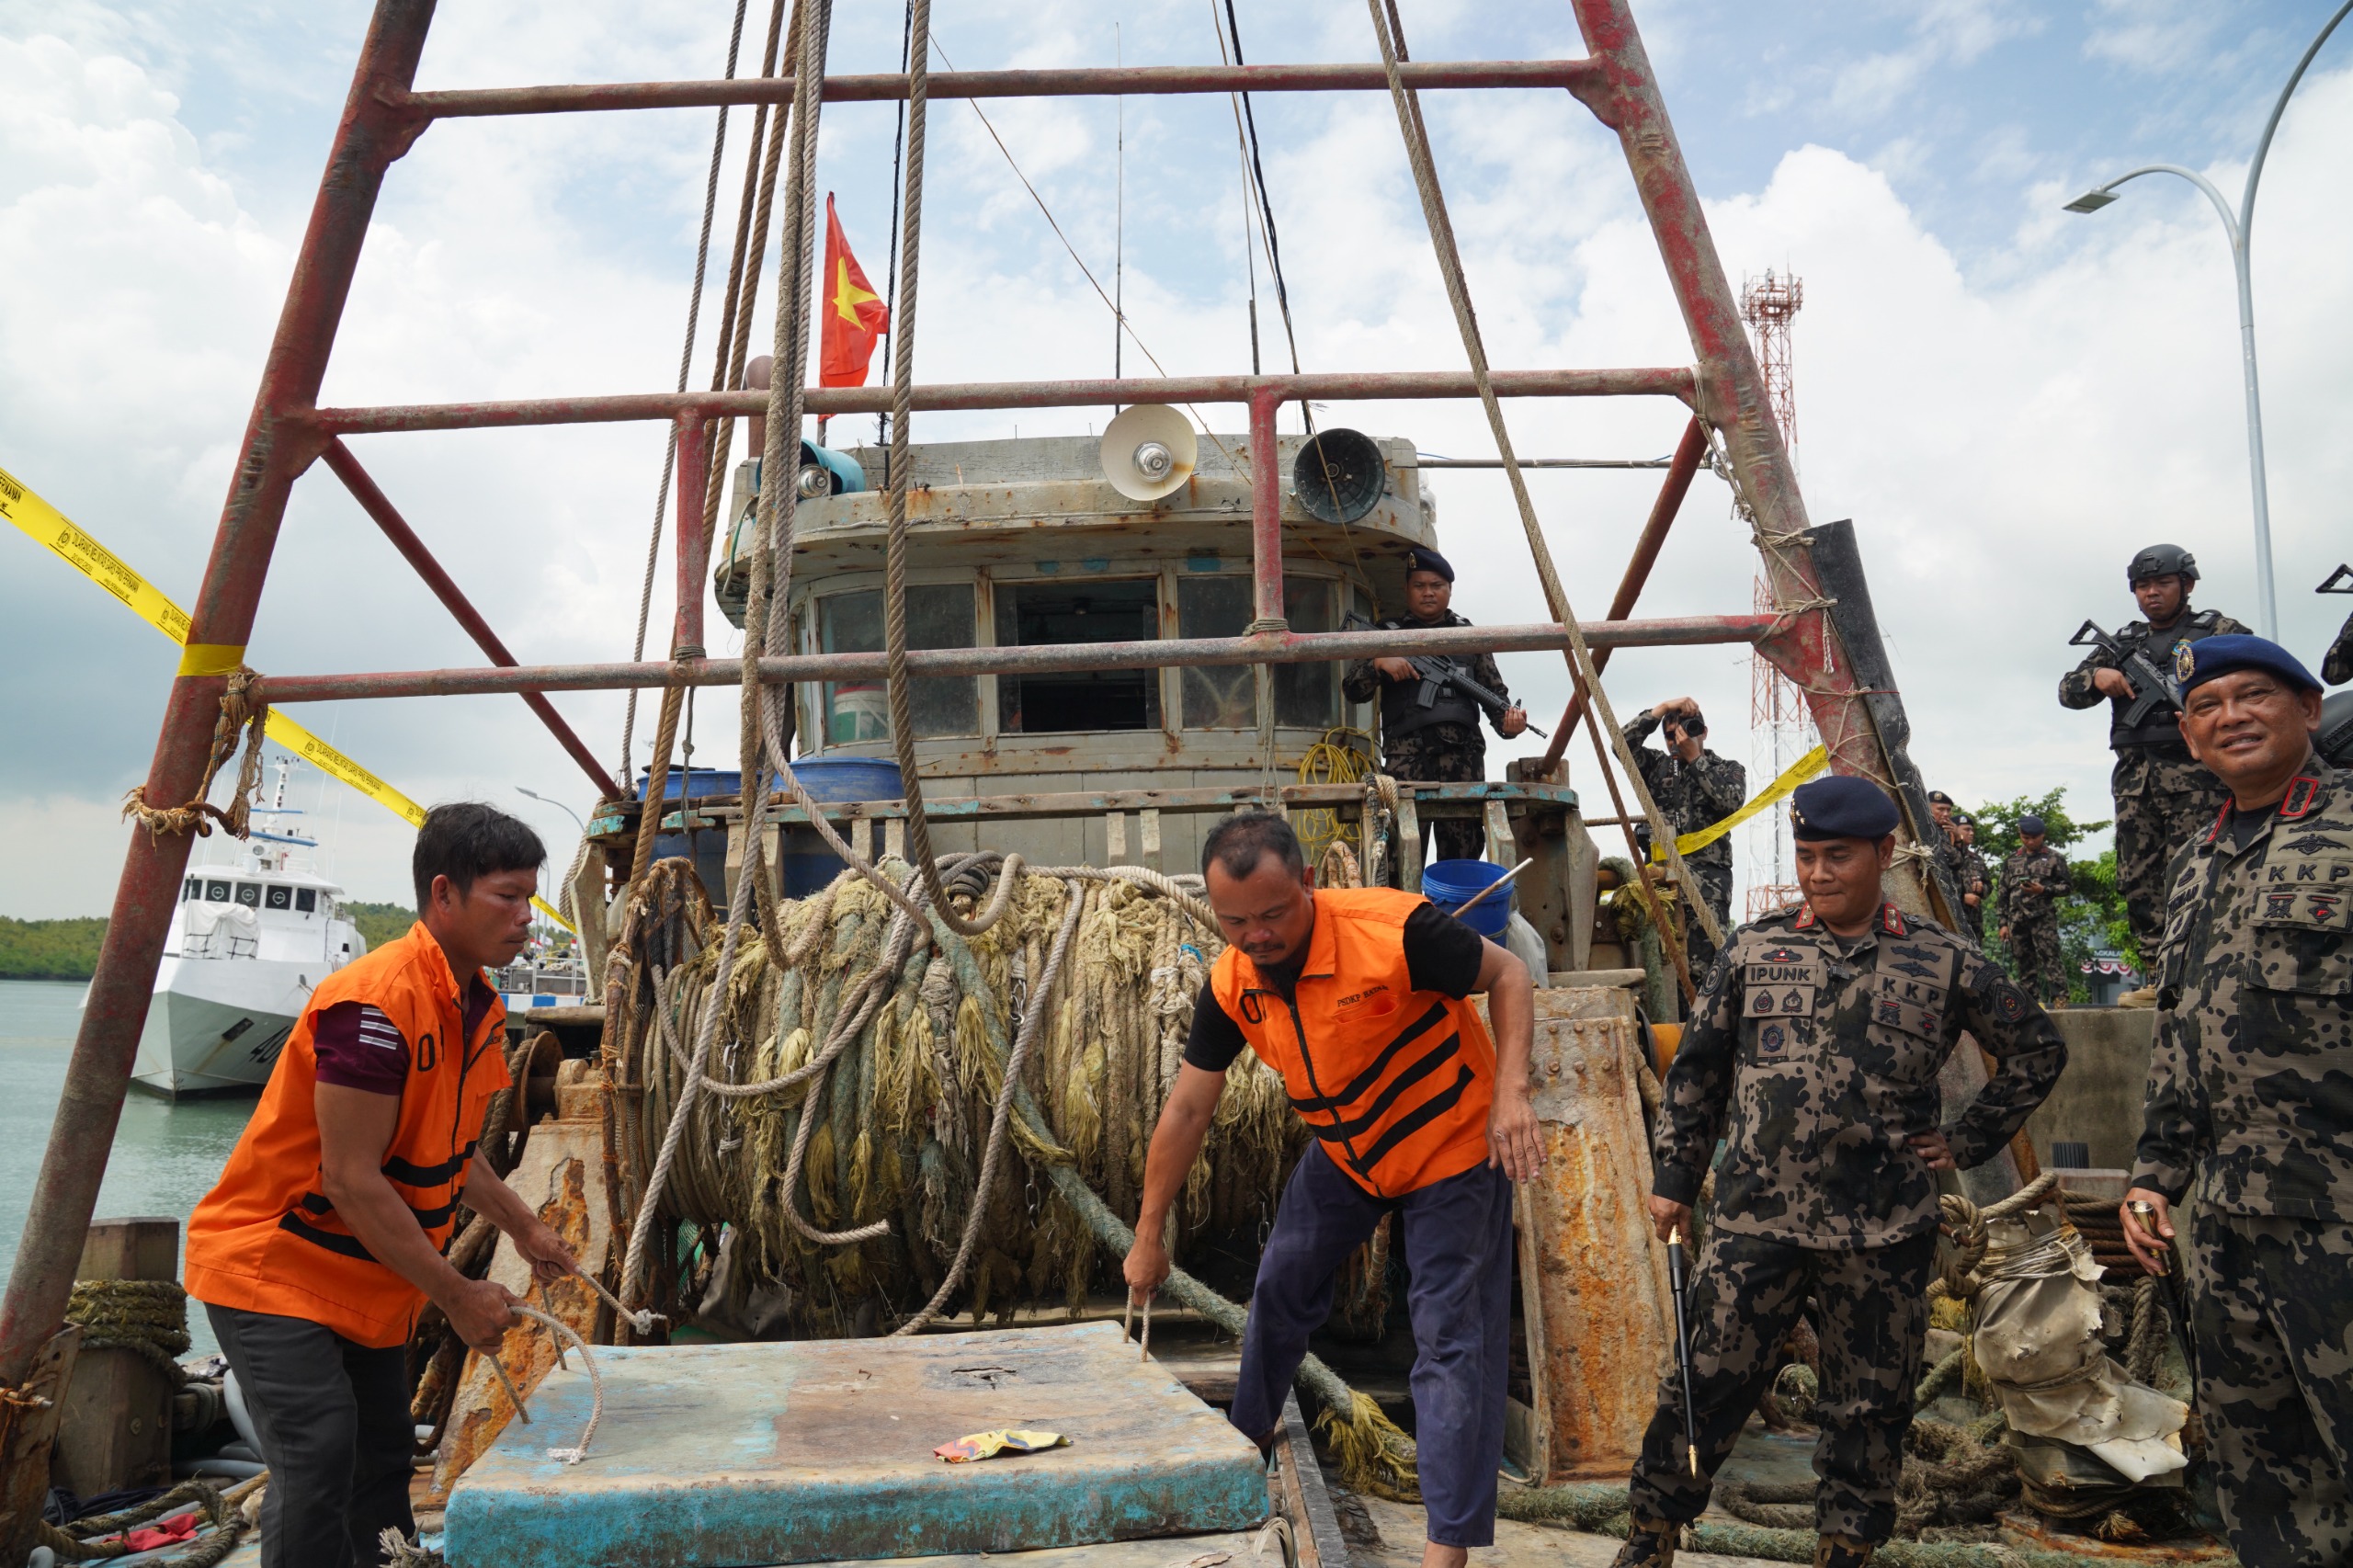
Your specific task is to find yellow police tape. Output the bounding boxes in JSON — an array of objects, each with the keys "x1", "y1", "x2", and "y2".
[
  {"x1": 1650, "y1": 743, "x2": 1831, "y2": 861},
  {"x1": 2, "y1": 460, "x2": 575, "y2": 933}
]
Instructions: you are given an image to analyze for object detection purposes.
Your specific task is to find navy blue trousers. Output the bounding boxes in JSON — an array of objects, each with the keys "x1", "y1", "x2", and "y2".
[{"x1": 1231, "y1": 1143, "x2": 1516, "y2": 1547}]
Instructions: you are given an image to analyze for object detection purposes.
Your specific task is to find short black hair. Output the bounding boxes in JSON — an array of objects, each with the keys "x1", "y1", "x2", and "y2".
[
  {"x1": 1201, "y1": 811, "x2": 1305, "y2": 882},
  {"x1": 414, "y1": 802, "x2": 546, "y2": 913}
]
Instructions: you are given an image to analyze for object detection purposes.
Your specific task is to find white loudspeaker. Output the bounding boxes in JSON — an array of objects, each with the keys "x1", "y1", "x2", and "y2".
[{"x1": 1099, "y1": 403, "x2": 1198, "y2": 501}]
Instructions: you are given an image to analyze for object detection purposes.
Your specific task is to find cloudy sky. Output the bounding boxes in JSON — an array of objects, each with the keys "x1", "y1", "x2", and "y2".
[{"x1": 3, "y1": 0, "x2": 2349, "y2": 918}]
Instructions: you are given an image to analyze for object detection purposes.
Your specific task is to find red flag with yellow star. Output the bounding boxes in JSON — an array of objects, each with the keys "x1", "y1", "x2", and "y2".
[{"x1": 820, "y1": 194, "x2": 890, "y2": 387}]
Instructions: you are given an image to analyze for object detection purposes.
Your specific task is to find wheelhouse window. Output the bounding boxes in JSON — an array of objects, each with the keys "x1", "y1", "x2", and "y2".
[
  {"x1": 1175, "y1": 577, "x2": 1253, "y2": 729},
  {"x1": 296, "y1": 889, "x2": 318, "y2": 914},
  {"x1": 818, "y1": 585, "x2": 979, "y2": 742},
  {"x1": 234, "y1": 882, "x2": 261, "y2": 908},
  {"x1": 182, "y1": 878, "x2": 199, "y2": 902},
  {"x1": 266, "y1": 886, "x2": 292, "y2": 910},
  {"x1": 1273, "y1": 575, "x2": 1340, "y2": 730},
  {"x1": 205, "y1": 881, "x2": 231, "y2": 903},
  {"x1": 995, "y1": 579, "x2": 1163, "y2": 733}
]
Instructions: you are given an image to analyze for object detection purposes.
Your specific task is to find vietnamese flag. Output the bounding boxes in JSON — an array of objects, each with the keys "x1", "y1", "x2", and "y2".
[{"x1": 820, "y1": 193, "x2": 890, "y2": 387}]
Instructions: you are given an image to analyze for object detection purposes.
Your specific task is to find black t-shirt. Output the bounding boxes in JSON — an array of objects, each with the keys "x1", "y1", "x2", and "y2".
[
  {"x1": 1182, "y1": 903, "x2": 1489, "y2": 1073},
  {"x1": 2225, "y1": 800, "x2": 2280, "y2": 852}
]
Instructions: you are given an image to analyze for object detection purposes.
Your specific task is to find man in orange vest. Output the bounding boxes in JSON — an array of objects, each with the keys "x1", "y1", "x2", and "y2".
[
  {"x1": 187, "y1": 803, "x2": 577, "y2": 1567},
  {"x1": 1124, "y1": 813, "x2": 1540, "y2": 1568}
]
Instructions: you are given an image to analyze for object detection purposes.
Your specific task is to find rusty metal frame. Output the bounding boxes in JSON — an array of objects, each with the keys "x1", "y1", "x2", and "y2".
[
  {"x1": 0, "y1": 0, "x2": 1936, "y2": 1392},
  {"x1": 320, "y1": 438, "x2": 611, "y2": 790}
]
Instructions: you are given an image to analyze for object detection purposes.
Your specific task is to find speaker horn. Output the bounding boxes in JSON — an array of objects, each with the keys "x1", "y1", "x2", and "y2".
[
  {"x1": 1292, "y1": 427, "x2": 1387, "y2": 524},
  {"x1": 1100, "y1": 403, "x2": 1198, "y2": 501}
]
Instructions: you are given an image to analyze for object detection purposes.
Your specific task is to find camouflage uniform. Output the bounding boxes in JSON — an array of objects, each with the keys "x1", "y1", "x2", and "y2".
[
  {"x1": 2131, "y1": 754, "x2": 2353, "y2": 1568},
  {"x1": 1956, "y1": 845, "x2": 1992, "y2": 946},
  {"x1": 1343, "y1": 614, "x2": 1513, "y2": 863},
  {"x1": 2325, "y1": 610, "x2": 2353, "y2": 687},
  {"x1": 1929, "y1": 828, "x2": 1987, "y2": 948},
  {"x1": 2060, "y1": 608, "x2": 2249, "y2": 954},
  {"x1": 1631, "y1": 903, "x2": 2066, "y2": 1544},
  {"x1": 1622, "y1": 713, "x2": 1747, "y2": 974},
  {"x1": 1998, "y1": 846, "x2": 2072, "y2": 1005}
]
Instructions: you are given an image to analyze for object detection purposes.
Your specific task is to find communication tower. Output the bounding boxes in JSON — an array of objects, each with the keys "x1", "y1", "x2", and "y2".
[{"x1": 1743, "y1": 270, "x2": 1812, "y2": 919}]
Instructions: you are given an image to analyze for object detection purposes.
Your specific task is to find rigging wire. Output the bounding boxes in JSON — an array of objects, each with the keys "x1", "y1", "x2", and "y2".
[
  {"x1": 617, "y1": 0, "x2": 755, "y2": 788},
  {"x1": 926, "y1": 31, "x2": 1235, "y2": 465},
  {"x1": 1208, "y1": 0, "x2": 1262, "y2": 376},
  {"x1": 1217, "y1": 0, "x2": 1309, "y2": 415}
]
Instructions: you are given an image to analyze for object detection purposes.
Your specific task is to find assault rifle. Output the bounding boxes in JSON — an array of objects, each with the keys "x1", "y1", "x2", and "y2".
[
  {"x1": 2068, "y1": 620, "x2": 2182, "y2": 730},
  {"x1": 1405, "y1": 654, "x2": 1546, "y2": 737}
]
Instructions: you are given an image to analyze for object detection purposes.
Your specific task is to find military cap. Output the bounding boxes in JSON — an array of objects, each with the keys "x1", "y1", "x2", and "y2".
[
  {"x1": 1927, "y1": 790, "x2": 1953, "y2": 805},
  {"x1": 2176, "y1": 632, "x2": 2321, "y2": 697},
  {"x1": 2018, "y1": 815, "x2": 2048, "y2": 836},
  {"x1": 1951, "y1": 811, "x2": 1974, "y2": 826},
  {"x1": 1402, "y1": 546, "x2": 1454, "y2": 583},
  {"x1": 1790, "y1": 775, "x2": 1900, "y2": 842}
]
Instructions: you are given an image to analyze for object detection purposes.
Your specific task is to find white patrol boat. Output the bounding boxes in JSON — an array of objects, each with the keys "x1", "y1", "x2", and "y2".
[{"x1": 128, "y1": 761, "x2": 367, "y2": 1096}]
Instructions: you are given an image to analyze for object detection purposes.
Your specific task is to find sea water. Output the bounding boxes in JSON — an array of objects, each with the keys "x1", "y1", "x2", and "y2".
[{"x1": 0, "y1": 978, "x2": 254, "y2": 1357}]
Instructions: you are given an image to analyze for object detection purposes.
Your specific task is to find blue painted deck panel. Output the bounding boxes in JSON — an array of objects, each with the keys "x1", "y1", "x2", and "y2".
[{"x1": 442, "y1": 1321, "x2": 1270, "y2": 1568}]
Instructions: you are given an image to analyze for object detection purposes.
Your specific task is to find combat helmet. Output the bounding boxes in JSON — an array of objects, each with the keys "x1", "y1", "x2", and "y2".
[{"x1": 2128, "y1": 544, "x2": 2200, "y2": 585}]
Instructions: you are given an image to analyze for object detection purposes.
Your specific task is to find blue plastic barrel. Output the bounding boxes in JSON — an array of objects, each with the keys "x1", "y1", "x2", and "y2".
[
  {"x1": 1421, "y1": 858, "x2": 1514, "y2": 938},
  {"x1": 779, "y1": 757, "x2": 905, "y2": 897}
]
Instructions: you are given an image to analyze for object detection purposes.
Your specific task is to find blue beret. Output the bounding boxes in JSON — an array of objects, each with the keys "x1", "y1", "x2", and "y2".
[
  {"x1": 1402, "y1": 547, "x2": 1454, "y2": 583},
  {"x1": 2018, "y1": 815, "x2": 2047, "y2": 836},
  {"x1": 1790, "y1": 776, "x2": 1900, "y2": 842},
  {"x1": 2177, "y1": 633, "x2": 2321, "y2": 697}
]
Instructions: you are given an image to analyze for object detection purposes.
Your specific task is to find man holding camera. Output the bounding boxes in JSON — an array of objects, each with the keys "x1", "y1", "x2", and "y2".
[{"x1": 1623, "y1": 697, "x2": 1746, "y2": 971}]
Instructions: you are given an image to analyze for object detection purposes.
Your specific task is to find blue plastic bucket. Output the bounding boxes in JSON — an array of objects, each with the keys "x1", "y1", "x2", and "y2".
[
  {"x1": 779, "y1": 757, "x2": 905, "y2": 897},
  {"x1": 1421, "y1": 858, "x2": 1514, "y2": 938}
]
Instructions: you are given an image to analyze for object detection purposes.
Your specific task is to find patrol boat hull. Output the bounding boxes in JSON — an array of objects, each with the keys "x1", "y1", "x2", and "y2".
[{"x1": 131, "y1": 955, "x2": 311, "y2": 1097}]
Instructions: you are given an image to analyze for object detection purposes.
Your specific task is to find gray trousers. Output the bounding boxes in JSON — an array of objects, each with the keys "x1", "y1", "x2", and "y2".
[{"x1": 207, "y1": 1301, "x2": 415, "y2": 1568}]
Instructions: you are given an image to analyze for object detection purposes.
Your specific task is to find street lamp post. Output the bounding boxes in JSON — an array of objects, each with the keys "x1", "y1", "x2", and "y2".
[
  {"x1": 516, "y1": 786, "x2": 586, "y2": 835},
  {"x1": 2065, "y1": 0, "x2": 2352, "y2": 641},
  {"x1": 517, "y1": 787, "x2": 588, "y2": 944}
]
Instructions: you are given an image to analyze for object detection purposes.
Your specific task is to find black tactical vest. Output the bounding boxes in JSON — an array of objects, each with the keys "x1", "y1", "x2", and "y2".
[
  {"x1": 2110, "y1": 609, "x2": 2223, "y2": 753},
  {"x1": 1375, "y1": 617, "x2": 1483, "y2": 743}
]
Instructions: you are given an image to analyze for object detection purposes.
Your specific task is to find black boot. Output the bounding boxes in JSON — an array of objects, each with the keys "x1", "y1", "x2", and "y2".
[
  {"x1": 1813, "y1": 1533, "x2": 1874, "y2": 1568},
  {"x1": 1609, "y1": 1517, "x2": 1678, "y2": 1568}
]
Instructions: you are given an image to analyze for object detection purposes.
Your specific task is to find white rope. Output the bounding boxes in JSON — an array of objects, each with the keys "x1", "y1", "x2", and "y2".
[{"x1": 516, "y1": 1304, "x2": 603, "y2": 1464}]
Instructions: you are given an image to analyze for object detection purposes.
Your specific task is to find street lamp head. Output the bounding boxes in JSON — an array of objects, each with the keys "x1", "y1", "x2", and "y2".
[{"x1": 2063, "y1": 187, "x2": 2120, "y2": 214}]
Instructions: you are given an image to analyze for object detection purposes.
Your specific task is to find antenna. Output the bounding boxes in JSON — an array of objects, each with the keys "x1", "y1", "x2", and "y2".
[{"x1": 1114, "y1": 22, "x2": 1124, "y2": 394}]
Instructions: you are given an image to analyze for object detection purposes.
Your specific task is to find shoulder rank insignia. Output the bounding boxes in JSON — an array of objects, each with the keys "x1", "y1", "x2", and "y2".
[{"x1": 2174, "y1": 640, "x2": 2198, "y2": 684}]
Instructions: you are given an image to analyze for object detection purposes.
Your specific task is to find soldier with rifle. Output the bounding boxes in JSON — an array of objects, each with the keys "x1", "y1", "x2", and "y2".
[
  {"x1": 2319, "y1": 563, "x2": 2352, "y2": 686},
  {"x1": 1613, "y1": 775, "x2": 2065, "y2": 1568},
  {"x1": 1343, "y1": 548, "x2": 1529, "y2": 862},
  {"x1": 2059, "y1": 544, "x2": 2250, "y2": 1002}
]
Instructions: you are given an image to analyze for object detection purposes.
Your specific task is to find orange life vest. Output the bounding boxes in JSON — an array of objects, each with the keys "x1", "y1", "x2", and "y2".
[
  {"x1": 1210, "y1": 887, "x2": 1495, "y2": 1199},
  {"x1": 186, "y1": 923, "x2": 510, "y2": 1347}
]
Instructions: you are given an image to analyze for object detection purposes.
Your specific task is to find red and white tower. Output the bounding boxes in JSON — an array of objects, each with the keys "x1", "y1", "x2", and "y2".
[{"x1": 1742, "y1": 270, "x2": 1813, "y2": 920}]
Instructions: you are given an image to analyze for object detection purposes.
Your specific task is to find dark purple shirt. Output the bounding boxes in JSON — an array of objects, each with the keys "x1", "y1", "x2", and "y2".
[{"x1": 313, "y1": 977, "x2": 497, "y2": 1094}]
